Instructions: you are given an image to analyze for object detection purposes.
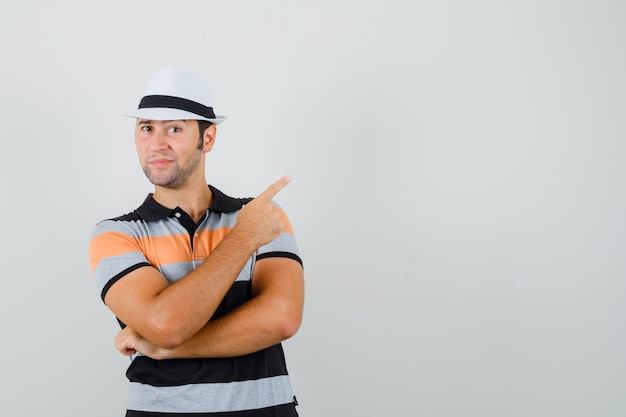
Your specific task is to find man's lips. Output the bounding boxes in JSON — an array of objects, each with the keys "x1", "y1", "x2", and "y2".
[{"x1": 149, "y1": 158, "x2": 174, "y2": 168}]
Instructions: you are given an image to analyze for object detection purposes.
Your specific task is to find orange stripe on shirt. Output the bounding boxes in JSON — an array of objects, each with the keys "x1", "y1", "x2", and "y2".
[
  {"x1": 89, "y1": 227, "x2": 239, "y2": 271},
  {"x1": 193, "y1": 226, "x2": 233, "y2": 260},
  {"x1": 89, "y1": 231, "x2": 146, "y2": 272},
  {"x1": 279, "y1": 209, "x2": 295, "y2": 235}
]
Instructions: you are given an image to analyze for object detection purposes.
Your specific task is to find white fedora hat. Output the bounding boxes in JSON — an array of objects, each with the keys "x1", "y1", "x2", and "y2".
[{"x1": 124, "y1": 68, "x2": 226, "y2": 124}]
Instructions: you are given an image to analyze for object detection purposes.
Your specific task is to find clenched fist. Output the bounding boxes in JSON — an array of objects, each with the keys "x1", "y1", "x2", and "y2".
[{"x1": 115, "y1": 326, "x2": 163, "y2": 359}]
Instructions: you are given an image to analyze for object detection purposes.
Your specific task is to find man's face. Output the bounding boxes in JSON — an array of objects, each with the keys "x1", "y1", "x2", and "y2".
[{"x1": 134, "y1": 119, "x2": 204, "y2": 189}]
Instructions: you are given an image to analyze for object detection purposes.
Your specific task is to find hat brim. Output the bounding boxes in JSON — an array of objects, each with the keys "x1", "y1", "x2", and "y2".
[{"x1": 123, "y1": 107, "x2": 226, "y2": 124}]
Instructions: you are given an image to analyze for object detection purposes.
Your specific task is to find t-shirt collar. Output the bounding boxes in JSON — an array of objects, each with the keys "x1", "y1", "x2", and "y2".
[{"x1": 134, "y1": 185, "x2": 248, "y2": 222}]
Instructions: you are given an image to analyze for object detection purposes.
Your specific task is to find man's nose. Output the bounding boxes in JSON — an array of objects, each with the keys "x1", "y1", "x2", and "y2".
[{"x1": 148, "y1": 130, "x2": 169, "y2": 150}]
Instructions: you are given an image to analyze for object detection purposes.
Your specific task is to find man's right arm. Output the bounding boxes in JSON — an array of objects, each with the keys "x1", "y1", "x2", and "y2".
[{"x1": 97, "y1": 176, "x2": 292, "y2": 349}]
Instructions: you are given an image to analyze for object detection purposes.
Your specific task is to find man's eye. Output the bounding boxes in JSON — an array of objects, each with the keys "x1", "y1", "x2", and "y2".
[
  {"x1": 141, "y1": 126, "x2": 151, "y2": 132},
  {"x1": 168, "y1": 126, "x2": 181, "y2": 133}
]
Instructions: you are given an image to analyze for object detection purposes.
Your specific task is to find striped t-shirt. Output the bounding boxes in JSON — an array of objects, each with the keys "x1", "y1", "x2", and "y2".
[{"x1": 89, "y1": 185, "x2": 301, "y2": 417}]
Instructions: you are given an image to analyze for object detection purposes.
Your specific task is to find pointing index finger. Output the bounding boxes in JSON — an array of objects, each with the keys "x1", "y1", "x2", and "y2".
[{"x1": 258, "y1": 175, "x2": 292, "y2": 201}]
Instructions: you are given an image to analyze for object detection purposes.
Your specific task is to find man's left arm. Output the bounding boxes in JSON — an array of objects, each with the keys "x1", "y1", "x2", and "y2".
[{"x1": 115, "y1": 256, "x2": 304, "y2": 359}]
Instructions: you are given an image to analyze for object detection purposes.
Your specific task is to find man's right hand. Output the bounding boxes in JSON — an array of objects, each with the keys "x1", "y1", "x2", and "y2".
[{"x1": 234, "y1": 175, "x2": 292, "y2": 248}]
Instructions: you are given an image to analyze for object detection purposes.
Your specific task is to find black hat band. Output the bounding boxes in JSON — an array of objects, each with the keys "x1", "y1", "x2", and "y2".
[{"x1": 138, "y1": 95, "x2": 216, "y2": 119}]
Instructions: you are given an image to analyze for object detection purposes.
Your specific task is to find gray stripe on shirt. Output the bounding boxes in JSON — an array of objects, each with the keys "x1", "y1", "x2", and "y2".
[{"x1": 127, "y1": 375, "x2": 294, "y2": 413}]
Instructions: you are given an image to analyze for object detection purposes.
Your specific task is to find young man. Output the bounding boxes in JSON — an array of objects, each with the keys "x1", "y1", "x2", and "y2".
[{"x1": 88, "y1": 68, "x2": 304, "y2": 417}]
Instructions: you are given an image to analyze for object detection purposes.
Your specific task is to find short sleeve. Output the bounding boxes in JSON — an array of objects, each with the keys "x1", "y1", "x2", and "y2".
[
  {"x1": 88, "y1": 220, "x2": 151, "y2": 301},
  {"x1": 255, "y1": 201, "x2": 302, "y2": 267}
]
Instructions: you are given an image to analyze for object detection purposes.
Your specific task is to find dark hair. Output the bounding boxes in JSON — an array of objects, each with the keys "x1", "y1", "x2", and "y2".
[{"x1": 197, "y1": 120, "x2": 214, "y2": 149}]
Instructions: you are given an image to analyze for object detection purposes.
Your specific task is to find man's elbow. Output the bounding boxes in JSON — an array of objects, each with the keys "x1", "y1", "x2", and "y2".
[
  {"x1": 277, "y1": 306, "x2": 302, "y2": 340},
  {"x1": 155, "y1": 333, "x2": 186, "y2": 350},
  {"x1": 149, "y1": 315, "x2": 189, "y2": 349},
  {"x1": 281, "y1": 319, "x2": 301, "y2": 340}
]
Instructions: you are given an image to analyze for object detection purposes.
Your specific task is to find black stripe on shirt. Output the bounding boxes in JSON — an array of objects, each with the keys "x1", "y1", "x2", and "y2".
[
  {"x1": 256, "y1": 251, "x2": 303, "y2": 267},
  {"x1": 126, "y1": 343, "x2": 289, "y2": 386},
  {"x1": 101, "y1": 262, "x2": 152, "y2": 301}
]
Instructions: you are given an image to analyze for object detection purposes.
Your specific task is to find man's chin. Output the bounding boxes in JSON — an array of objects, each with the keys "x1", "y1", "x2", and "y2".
[{"x1": 146, "y1": 175, "x2": 181, "y2": 188}]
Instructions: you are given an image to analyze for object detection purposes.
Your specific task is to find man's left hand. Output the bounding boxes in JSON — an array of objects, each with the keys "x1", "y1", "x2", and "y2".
[{"x1": 115, "y1": 326, "x2": 163, "y2": 359}]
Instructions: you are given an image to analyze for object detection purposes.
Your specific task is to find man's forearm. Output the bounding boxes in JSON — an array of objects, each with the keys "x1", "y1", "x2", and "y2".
[
  {"x1": 157, "y1": 291, "x2": 298, "y2": 359},
  {"x1": 117, "y1": 296, "x2": 292, "y2": 360},
  {"x1": 153, "y1": 258, "x2": 304, "y2": 359}
]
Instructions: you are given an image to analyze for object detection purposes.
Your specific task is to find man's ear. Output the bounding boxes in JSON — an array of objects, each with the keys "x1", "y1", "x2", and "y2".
[{"x1": 202, "y1": 124, "x2": 217, "y2": 153}]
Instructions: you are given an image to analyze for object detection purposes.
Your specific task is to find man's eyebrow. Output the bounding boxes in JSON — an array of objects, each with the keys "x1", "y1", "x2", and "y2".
[{"x1": 137, "y1": 119, "x2": 188, "y2": 125}]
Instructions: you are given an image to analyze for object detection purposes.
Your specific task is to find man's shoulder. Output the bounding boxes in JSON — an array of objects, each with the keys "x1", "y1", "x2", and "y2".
[
  {"x1": 209, "y1": 184, "x2": 253, "y2": 213},
  {"x1": 94, "y1": 210, "x2": 142, "y2": 226},
  {"x1": 93, "y1": 194, "x2": 164, "y2": 229},
  {"x1": 90, "y1": 210, "x2": 144, "y2": 239},
  {"x1": 107, "y1": 211, "x2": 142, "y2": 222}
]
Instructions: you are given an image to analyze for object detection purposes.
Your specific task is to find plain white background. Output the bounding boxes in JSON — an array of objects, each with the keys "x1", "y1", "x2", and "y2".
[{"x1": 1, "y1": 1, "x2": 625, "y2": 416}]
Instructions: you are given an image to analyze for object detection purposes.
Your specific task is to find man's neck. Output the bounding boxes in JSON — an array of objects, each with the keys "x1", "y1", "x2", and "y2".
[{"x1": 153, "y1": 179, "x2": 213, "y2": 224}]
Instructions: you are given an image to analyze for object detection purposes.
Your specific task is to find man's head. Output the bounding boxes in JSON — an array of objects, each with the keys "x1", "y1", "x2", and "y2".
[
  {"x1": 128, "y1": 69, "x2": 225, "y2": 189},
  {"x1": 134, "y1": 118, "x2": 217, "y2": 189}
]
